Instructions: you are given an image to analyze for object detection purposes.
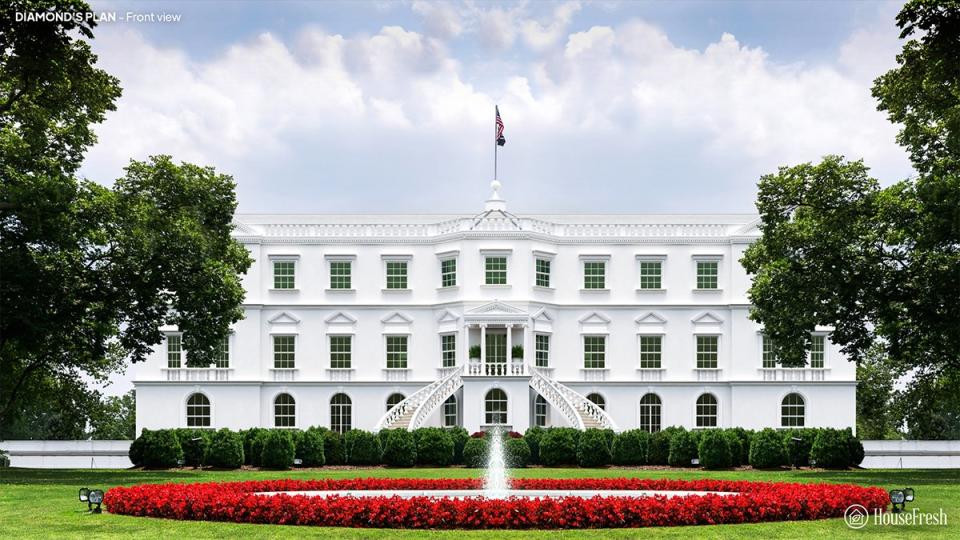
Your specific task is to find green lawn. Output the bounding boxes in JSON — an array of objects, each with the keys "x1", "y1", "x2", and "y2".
[{"x1": 0, "y1": 467, "x2": 956, "y2": 538}]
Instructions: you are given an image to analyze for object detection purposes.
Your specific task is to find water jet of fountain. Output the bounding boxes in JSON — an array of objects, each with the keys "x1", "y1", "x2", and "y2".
[{"x1": 483, "y1": 427, "x2": 509, "y2": 498}]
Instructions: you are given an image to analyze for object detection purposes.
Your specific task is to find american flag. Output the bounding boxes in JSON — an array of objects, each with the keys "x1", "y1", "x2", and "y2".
[{"x1": 495, "y1": 106, "x2": 506, "y2": 146}]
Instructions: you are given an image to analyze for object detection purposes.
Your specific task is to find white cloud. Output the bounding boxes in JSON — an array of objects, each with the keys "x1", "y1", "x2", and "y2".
[
  {"x1": 80, "y1": 8, "x2": 913, "y2": 215},
  {"x1": 412, "y1": 0, "x2": 464, "y2": 40}
]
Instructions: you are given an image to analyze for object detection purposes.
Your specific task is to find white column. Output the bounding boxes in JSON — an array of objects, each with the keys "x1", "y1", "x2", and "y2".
[
  {"x1": 524, "y1": 322, "x2": 531, "y2": 370},
  {"x1": 480, "y1": 324, "x2": 487, "y2": 369},
  {"x1": 506, "y1": 324, "x2": 513, "y2": 376},
  {"x1": 460, "y1": 323, "x2": 469, "y2": 367}
]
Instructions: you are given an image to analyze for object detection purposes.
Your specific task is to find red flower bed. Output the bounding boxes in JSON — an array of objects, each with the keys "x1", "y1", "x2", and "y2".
[{"x1": 104, "y1": 477, "x2": 888, "y2": 529}]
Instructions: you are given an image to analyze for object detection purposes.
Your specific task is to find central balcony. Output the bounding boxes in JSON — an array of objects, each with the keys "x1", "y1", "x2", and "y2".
[{"x1": 466, "y1": 361, "x2": 528, "y2": 377}]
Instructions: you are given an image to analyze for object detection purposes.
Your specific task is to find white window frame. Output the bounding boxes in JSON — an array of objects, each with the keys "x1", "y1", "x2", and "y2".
[
  {"x1": 532, "y1": 250, "x2": 555, "y2": 289},
  {"x1": 580, "y1": 255, "x2": 610, "y2": 292},
  {"x1": 483, "y1": 387, "x2": 509, "y2": 426},
  {"x1": 691, "y1": 254, "x2": 723, "y2": 291},
  {"x1": 382, "y1": 254, "x2": 412, "y2": 292},
  {"x1": 534, "y1": 394, "x2": 549, "y2": 427},
  {"x1": 328, "y1": 334, "x2": 353, "y2": 370},
  {"x1": 269, "y1": 254, "x2": 300, "y2": 291},
  {"x1": 636, "y1": 254, "x2": 667, "y2": 291},
  {"x1": 534, "y1": 333, "x2": 551, "y2": 368},
  {"x1": 637, "y1": 333, "x2": 664, "y2": 369},
  {"x1": 384, "y1": 333, "x2": 411, "y2": 370},
  {"x1": 694, "y1": 392, "x2": 720, "y2": 428},
  {"x1": 325, "y1": 254, "x2": 356, "y2": 292},
  {"x1": 442, "y1": 395, "x2": 458, "y2": 427},
  {"x1": 166, "y1": 332, "x2": 183, "y2": 369},
  {"x1": 273, "y1": 392, "x2": 298, "y2": 428},
  {"x1": 185, "y1": 391, "x2": 212, "y2": 428},
  {"x1": 329, "y1": 392, "x2": 353, "y2": 434},
  {"x1": 694, "y1": 334, "x2": 720, "y2": 369},
  {"x1": 480, "y1": 249, "x2": 512, "y2": 287},
  {"x1": 437, "y1": 250, "x2": 459, "y2": 289},
  {"x1": 582, "y1": 334, "x2": 608, "y2": 370},
  {"x1": 272, "y1": 334, "x2": 297, "y2": 370}
]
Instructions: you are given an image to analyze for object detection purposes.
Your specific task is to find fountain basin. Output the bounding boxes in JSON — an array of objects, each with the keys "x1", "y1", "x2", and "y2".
[{"x1": 256, "y1": 489, "x2": 738, "y2": 499}]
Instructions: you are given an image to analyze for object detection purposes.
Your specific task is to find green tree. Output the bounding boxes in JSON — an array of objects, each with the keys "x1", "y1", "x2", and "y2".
[
  {"x1": 855, "y1": 346, "x2": 901, "y2": 440},
  {"x1": 0, "y1": 1, "x2": 252, "y2": 430},
  {"x1": 89, "y1": 390, "x2": 136, "y2": 440}
]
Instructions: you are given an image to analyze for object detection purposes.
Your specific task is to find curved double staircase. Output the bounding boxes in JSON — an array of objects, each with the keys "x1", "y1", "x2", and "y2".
[{"x1": 375, "y1": 364, "x2": 618, "y2": 431}]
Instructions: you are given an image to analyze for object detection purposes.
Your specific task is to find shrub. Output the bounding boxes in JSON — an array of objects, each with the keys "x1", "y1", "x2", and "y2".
[
  {"x1": 539, "y1": 428, "x2": 579, "y2": 466},
  {"x1": 810, "y1": 428, "x2": 861, "y2": 468},
  {"x1": 414, "y1": 428, "x2": 454, "y2": 466},
  {"x1": 523, "y1": 426, "x2": 546, "y2": 464},
  {"x1": 647, "y1": 429, "x2": 675, "y2": 465},
  {"x1": 846, "y1": 429, "x2": 865, "y2": 467},
  {"x1": 129, "y1": 429, "x2": 148, "y2": 467},
  {"x1": 295, "y1": 429, "x2": 326, "y2": 467},
  {"x1": 175, "y1": 429, "x2": 210, "y2": 468},
  {"x1": 511, "y1": 344, "x2": 524, "y2": 358},
  {"x1": 242, "y1": 428, "x2": 269, "y2": 466},
  {"x1": 728, "y1": 427, "x2": 752, "y2": 465},
  {"x1": 469, "y1": 345, "x2": 481, "y2": 359},
  {"x1": 667, "y1": 429, "x2": 698, "y2": 467},
  {"x1": 316, "y1": 428, "x2": 345, "y2": 465},
  {"x1": 382, "y1": 429, "x2": 416, "y2": 467},
  {"x1": 750, "y1": 428, "x2": 787, "y2": 468},
  {"x1": 0, "y1": 449, "x2": 8, "y2": 468},
  {"x1": 462, "y1": 437, "x2": 488, "y2": 468},
  {"x1": 206, "y1": 428, "x2": 244, "y2": 469},
  {"x1": 261, "y1": 430, "x2": 296, "y2": 470},
  {"x1": 724, "y1": 430, "x2": 744, "y2": 467},
  {"x1": 783, "y1": 428, "x2": 817, "y2": 468},
  {"x1": 577, "y1": 428, "x2": 612, "y2": 467},
  {"x1": 345, "y1": 429, "x2": 382, "y2": 465},
  {"x1": 447, "y1": 427, "x2": 469, "y2": 464},
  {"x1": 142, "y1": 429, "x2": 183, "y2": 468},
  {"x1": 505, "y1": 437, "x2": 531, "y2": 468},
  {"x1": 612, "y1": 430, "x2": 650, "y2": 465},
  {"x1": 698, "y1": 429, "x2": 732, "y2": 469}
]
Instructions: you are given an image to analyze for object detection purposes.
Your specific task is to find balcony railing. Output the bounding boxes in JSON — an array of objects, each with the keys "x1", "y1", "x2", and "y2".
[
  {"x1": 636, "y1": 368, "x2": 665, "y2": 382},
  {"x1": 270, "y1": 368, "x2": 297, "y2": 382},
  {"x1": 580, "y1": 368, "x2": 610, "y2": 382},
  {"x1": 327, "y1": 368, "x2": 354, "y2": 382},
  {"x1": 759, "y1": 368, "x2": 829, "y2": 382},
  {"x1": 162, "y1": 368, "x2": 232, "y2": 382},
  {"x1": 383, "y1": 368, "x2": 410, "y2": 381},
  {"x1": 694, "y1": 368, "x2": 722, "y2": 382},
  {"x1": 466, "y1": 361, "x2": 528, "y2": 376}
]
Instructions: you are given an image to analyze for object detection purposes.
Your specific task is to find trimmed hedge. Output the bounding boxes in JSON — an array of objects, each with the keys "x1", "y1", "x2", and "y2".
[
  {"x1": 261, "y1": 430, "x2": 295, "y2": 470},
  {"x1": 242, "y1": 428, "x2": 269, "y2": 467},
  {"x1": 382, "y1": 429, "x2": 416, "y2": 467},
  {"x1": 447, "y1": 427, "x2": 469, "y2": 465},
  {"x1": 811, "y1": 428, "x2": 863, "y2": 468},
  {"x1": 523, "y1": 426, "x2": 546, "y2": 464},
  {"x1": 294, "y1": 429, "x2": 326, "y2": 467},
  {"x1": 176, "y1": 429, "x2": 211, "y2": 468},
  {"x1": 129, "y1": 429, "x2": 148, "y2": 467},
  {"x1": 724, "y1": 430, "x2": 744, "y2": 467},
  {"x1": 577, "y1": 428, "x2": 612, "y2": 467},
  {"x1": 539, "y1": 428, "x2": 579, "y2": 466},
  {"x1": 667, "y1": 429, "x2": 699, "y2": 467},
  {"x1": 750, "y1": 428, "x2": 787, "y2": 468},
  {"x1": 783, "y1": 428, "x2": 817, "y2": 468},
  {"x1": 698, "y1": 429, "x2": 732, "y2": 469},
  {"x1": 142, "y1": 429, "x2": 183, "y2": 468},
  {"x1": 206, "y1": 428, "x2": 244, "y2": 469},
  {"x1": 612, "y1": 429, "x2": 650, "y2": 465},
  {"x1": 414, "y1": 428, "x2": 454, "y2": 466},
  {"x1": 505, "y1": 437, "x2": 531, "y2": 468},
  {"x1": 318, "y1": 428, "x2": 345, "y2": 465},
  {"x1": 647, "y1": 429, "x2": 674, "y2": 465},
  {"x1": 344, "y1": 429, "x2": 382, "y2": 465},
  {"x1": 463, "y1": 437, "x2": 488, "y2": 468}
]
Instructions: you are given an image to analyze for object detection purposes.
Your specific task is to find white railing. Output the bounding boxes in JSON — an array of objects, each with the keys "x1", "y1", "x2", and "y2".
[
  {"x1": 530, "y1": 368, "x2": 619, "y2": 431},
  {"x1": 759, "y1": 368, "x2": 829, "y2": 382},
  {"x1": 375, "y1": 366, "x2": 463, "y2": 431},
  {"x1": 383, "y1": 368, "x2": 410, "y2": 382},
  {"x1": 162, "y1": 368, "x2": 232, "y2": 382},
  {"x1": 327, "y1": 368, "x2": 354, "y2": 382},
  {"x1": 580, "y1": 368, "x2": 609, "y2": 382},
  {"x1": 466, "y1": 361, "x2": 528, "y2": 376},
  {"x1": 694, "y1": 368, "x2": 722, "y2": 382},
  {"x1": 270, "y1": 368, "x2": 297, "y2": 382},
  {"x1": 409, "y1": 368, "x2": 465, "y2": 430},
  {"x1": 636, "y1": 368, "x2": 665, "y2": 382}
]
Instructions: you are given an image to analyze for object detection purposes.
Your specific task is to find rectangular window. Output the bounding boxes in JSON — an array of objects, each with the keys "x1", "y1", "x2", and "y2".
[
  {"x1": 213, "y1": 335, "x2": 229, "y2": 368},
  {"x1": 273, "y1": 335, "x2": 296, "y2": 369},
  {"x1": 329, "y1": 335, "x2": 352, "y2": 369},
  {"x1": 485, "y1": 256, "x2": 507, "y2": 285},
  {"x1": 639, "y1": 335, "x2": 662, "y2": 369},
  {"x1": 273, "y1": 260, "x2": 296, "y2": 289},
  {"x1": 583, "y1": 336, "x2": 606, "y2": 369},
  {"x1": 583, "y1": 261, "x2": 606, "y2": 289},
  {"x1": 535, "y1": 334, "x2": 550, "y2": 367},
  {"x1": 329, "y1": 261, "x2": 351, "y2": 289},
  {"x1": 386, "y1": 335, "x2": 408, "y2": 369},
  {"x1": 386, "y1": 261, "x2": 408, "y2": 289},
  {"x1": 696, "y1": 335, "x2": 718, "y2": 369},
  {"x1": 167, "y1": 335, "x2": 182, "y2": 368},
  {"x1": 639, "y1": 261, "x2": 662, "y2": 289},
  {"x1": 486, "y1": 333, "x2": 506, "y2": 364},
  {"x1": 535, "y1": 258, "x2": 551, "y2": 287},
  {"x1": 810, "y1": 335, "x2": 825, "y2": 368},
  {"x1": 696, "y1": 260, "x2": 718, "y2": 289},
  {"x1": 441, "y1": 334, "x2": 456, "y2": 367},
  {"x1": 441, "y1": 258, "x2": 457, "y2": 287},
  {"x1": 762, "y1": 335, "x2": 777, "y2": 368}
]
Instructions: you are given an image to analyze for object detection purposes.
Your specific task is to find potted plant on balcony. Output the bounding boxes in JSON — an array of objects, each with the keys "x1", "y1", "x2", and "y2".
[
  {"x1": 469, "y1": 345, "x2": 481, "y2": 360},
  {"x1": 511, "y1": 345, "x2": 524, "y2": 360}
]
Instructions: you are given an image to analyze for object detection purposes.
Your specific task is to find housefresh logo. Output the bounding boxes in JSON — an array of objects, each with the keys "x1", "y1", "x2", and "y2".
[{"x1": 844, "y1": 505, "x2": 948, "y2": 529}]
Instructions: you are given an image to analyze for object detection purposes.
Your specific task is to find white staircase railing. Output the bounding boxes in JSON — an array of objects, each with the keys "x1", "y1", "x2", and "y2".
[
  {"x1": 374, "y1": 365, "x2": 464, "y2": 431},
  {"x1": 409, "y1": 366, "x2": 464, "y2": 430},
  {"x1": 529, "y1": 367, "x2": 619, "y2": 431}
]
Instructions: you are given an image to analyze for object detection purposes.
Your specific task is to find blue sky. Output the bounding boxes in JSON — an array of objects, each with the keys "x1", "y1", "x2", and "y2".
[{"x1": 80, "y1": 0, "x2": 912, "y2": 219}]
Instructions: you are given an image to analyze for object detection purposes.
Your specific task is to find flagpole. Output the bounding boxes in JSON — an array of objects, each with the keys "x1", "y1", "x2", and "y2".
[{"x1": 494, "y1": 106, "x2": 498, "y2": 181}]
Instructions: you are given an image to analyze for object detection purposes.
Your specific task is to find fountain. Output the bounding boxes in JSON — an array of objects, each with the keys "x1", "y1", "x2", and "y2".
[{"x1": 483, "y1": 427, "x2": 509, "y2": 498}]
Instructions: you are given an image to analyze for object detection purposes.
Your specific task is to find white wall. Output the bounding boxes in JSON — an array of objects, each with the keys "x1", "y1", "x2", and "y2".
[
  {"x1": 0, "y1": 440, "x2": 132, "y2": 469},
  {"x1": 861, "y1": 440, "x2": 960, "y2": 469}
]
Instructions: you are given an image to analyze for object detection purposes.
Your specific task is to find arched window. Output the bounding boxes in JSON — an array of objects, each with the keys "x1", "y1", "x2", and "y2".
[
  {"x1": 484, "y1": 388, "x2": 508, "y2": 425},
  {"x1": 186, "y1": 393, "x2": 210, "y2": 427},
  {"x1": 386, "y1": 393, "x2": 405, "y2": 412},
  {"x1": 442, "y1": 395, "x2": 458, "y2": 427},
  {"x1": 274, "y1": 393, "x2": 296, "y2": 427},
  {"x1": 781, "y1": 393, "x2": 805, "y2": 427},
  {"x1": 534, "y1": 395, "x2": 548, "y2": 427},
  {"x1": 638, "y1": 393, "x2": 661, "y2": 433},
  {"x1": 330, "y1": 393, "x2": 352, "y2": 433},
  {"x1": 586, "y1": 393, "x2": 606, "y2": 411},
  {"x1": 696, "y1": 393, "x2": 718, "y2": 428}
]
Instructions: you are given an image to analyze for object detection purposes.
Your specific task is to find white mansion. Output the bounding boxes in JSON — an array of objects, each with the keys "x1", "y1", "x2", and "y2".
[{"x1": 134, "y1": 183, "x2": 856, "y2": 435}]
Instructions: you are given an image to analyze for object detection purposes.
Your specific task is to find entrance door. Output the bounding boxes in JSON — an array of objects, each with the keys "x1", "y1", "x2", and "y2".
[{"x1": 486, "y1": 332, "x2": 506, "y2": 364}]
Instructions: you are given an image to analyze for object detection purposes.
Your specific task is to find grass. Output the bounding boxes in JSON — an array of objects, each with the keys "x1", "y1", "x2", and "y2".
[{"x1": 0, "y1": 466, "x2": 957, "y2": 538}]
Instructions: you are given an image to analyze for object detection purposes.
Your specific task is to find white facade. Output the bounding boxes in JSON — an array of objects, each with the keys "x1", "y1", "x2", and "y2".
[{"x1": 134, "y1": 187, "x2": 856, "y2": 435}]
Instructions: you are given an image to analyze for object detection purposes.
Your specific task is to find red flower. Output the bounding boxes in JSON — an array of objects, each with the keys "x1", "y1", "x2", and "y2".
[{"x1": 104, "y1": 477, "x2": 889, "y2": 529}]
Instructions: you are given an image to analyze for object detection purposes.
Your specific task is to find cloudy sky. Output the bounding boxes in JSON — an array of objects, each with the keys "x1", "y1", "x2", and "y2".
[{"x1": 81, "y1": 0, "x2": 913, "y2": 218}]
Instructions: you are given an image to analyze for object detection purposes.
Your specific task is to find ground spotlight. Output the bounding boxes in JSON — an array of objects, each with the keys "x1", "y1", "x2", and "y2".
[
  {"x1": 889, "y1": 489, "x2": 906, "y2": 513},
  {"x1": 903, "y1": 487, "x2": 915, "y2": 502},
  {"x1": 78, "y1": 487, "x2": 89, "y2": 503},
  {"x1": 88, "y1": 489, "x2": 104, "y2": 514}
]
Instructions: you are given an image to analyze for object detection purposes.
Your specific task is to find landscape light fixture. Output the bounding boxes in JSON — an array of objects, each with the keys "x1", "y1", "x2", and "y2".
[
  {"x1": 87, "y1": 489, "x2": 104, "y2": 514},
  {"x1": 78, "y1": 487, "x2": 89, "y2": 503},
  {"x1": 889, "y1": 489, "x2": 906, "y2": 513},
  {"x1": 903, "y1": 487, "x2": 915, "y2": 503}
]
